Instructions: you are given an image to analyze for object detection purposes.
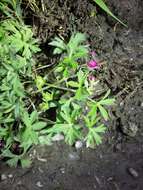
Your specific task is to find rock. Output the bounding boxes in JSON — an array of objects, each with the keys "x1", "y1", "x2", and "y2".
[
  {"x1": 1, "y1": 174, "x2": 7, "y2": 180},
  {"x1": 128, "y1": 167, "x2": 139, "y2": 178},
  {"x1": 8, "y1": 174, "x2": 13, "y2": 178},
  {"x1": 60, "y1": 168, "x2": 65, "y2": 174},
  {"x1": 36, "y1": 181, "x2": 43, "y2": 188},
  {"x1": 52, "y1": 134, "x2": 64, "y2": 141},
  {"x1": 120, "y1": 102, "x2": 124, "y2": 107},
  {"x1": 122, "y1": 122, "x2": 138, "y2": 137},
  {"x1": 68, "y1": 152, "x2": 80, "y2": 161},
  {"x1": 75, "y1": 141, "x2": 83, "y2": 149}
]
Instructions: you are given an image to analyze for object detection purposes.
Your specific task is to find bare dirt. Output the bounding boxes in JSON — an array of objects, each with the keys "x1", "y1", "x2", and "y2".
[{"x1": 0, "y1": 0, "x2": 143, "y2": 189}]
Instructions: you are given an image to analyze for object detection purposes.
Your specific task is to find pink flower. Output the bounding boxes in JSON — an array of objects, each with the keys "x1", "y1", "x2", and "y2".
[
  {"x1": 90, "y1": 51, "x2": 96, "y2": 57},
  {"x1": 87, "y1": 60, "x2": 99, "y2": 70},
  {"x1": 88, "y1": 75, "x2": 96, "y2": 81}
]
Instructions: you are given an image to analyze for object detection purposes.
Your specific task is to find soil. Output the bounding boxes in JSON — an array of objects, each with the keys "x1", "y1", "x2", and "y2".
[{"x1": 0, "y1": 0, "x2": 143, "y2": 189}]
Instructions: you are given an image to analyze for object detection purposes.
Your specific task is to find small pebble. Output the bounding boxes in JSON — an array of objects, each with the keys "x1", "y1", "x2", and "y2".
[
  {"x1": 36, "y1": 181, "x2": 43, "y2": 188},
  {"x1": 120, "y1": 102, "x2": 124, "y2": 106},
  {"x1": 8, "y1": 174, "x2": 13, "y2": 178},
  {"x1": 75, "y1": 141, "x2": 83, "y2": 149},
  {"x1": 60, "y1": 168, "x2": 65, "y2": 174},
  {"x1": 128, "y1": 167, "x2": 139, "y2": 178},
  {"x1": 1, "y1": 174, "x2": 7, "y2": 180},
  {"x1": 52, "y1": 134, "x2": 64, "y2": 141}
]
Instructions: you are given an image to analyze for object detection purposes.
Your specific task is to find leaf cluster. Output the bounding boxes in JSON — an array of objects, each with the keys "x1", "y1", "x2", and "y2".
[
  {"x1": 49, "y1": 33, "x2": 89, "y2": 77},
  {"x1": 0, "y1": 19, "x2": 45, "y2": 167}
]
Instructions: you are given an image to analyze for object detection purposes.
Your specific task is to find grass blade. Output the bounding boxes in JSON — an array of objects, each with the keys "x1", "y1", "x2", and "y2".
[{"x1": 93, "y1": 0, "x2": 127, "y2": 26}]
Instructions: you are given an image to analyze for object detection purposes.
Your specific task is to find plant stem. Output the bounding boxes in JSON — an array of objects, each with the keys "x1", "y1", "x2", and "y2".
[
  {"x1": 45, "y1": 83, "x2": 75, "y2": 92},
  {"x1": 35, "y1": 63, "x2": 55, "y2": 71}
]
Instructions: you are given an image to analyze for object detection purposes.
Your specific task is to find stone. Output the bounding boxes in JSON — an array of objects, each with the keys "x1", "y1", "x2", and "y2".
[
  {"x1": 128, "y1": 167, "x2": 139, "y2": 178},
  {"x1": 36, "y1": 181, "x2": 43, "y2": 188},
  {"x1": 60, "y1": 168, "x2": 65, "y2": 174},
  {"x1": 1, "y1": 174, "x2": 7, "y2": 180},
  {"x1": 52, "y1": 134, "x2": 64, "y2": 141},
  {"x1": 75, "y1": 141, "x2": 83, "y2": 149},
  {"x1": 8, "y1": 174, "x2": 13, "y2": 178}
]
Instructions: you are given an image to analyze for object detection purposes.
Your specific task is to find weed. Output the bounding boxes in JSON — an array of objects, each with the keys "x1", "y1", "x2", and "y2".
[
  {"x1": 93, "y1": 0, "x2": 126, "y2": 26},
  {"x1": 37, "y1": 33, "x2": 115, "y2": 148},
  {"x1": 0, "y1": 0, "x2": 22, "y2": 20},
  {"x1": 49, "y1": 33, "x2": 89, "y2": 78},
  {"x1": 0, "y1": 19, "x2": 46, "y2": 167}
]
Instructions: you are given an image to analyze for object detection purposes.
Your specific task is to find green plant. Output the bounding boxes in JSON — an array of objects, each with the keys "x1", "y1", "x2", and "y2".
[
  {"x1": 0, "y1": 0, "x2": 22, "y2": 20},
  {"x1": 1, "y1": 110, "x2": 46, "y2": 168},
  {"x1": 35, "y1": 33, "x2": 115, "y2": 148},
  {"x1": 46, "y1": 99, "x2": 82, "y2": 145},
  {"x1": 49, "y1": 33, "x2": 89, "y2": 77},
  {"x1": 0, "y1": 19, "x2": 46, "y2": 167},
  {"x1": 93, "y1": 0, "x2": 126, "y2": 26},
  {"x1": 0, "y1": 0, "x2": 115, "y2": 167}
]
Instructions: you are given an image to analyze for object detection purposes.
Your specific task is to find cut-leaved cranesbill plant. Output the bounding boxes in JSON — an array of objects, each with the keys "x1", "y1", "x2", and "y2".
[
  {"x1": 49, "y1": 32, "x2": 89, "y2": 78},
  {"x1": 0, "y1": 19, "x2": 48, "y2": 167},
  {"x1": 35, "y1": 33, "x2": 115, "y2": 149}
]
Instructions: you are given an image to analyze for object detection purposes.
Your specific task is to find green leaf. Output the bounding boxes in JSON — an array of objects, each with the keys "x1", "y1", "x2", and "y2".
[
  {"x1": 21, "y1": 158, "x2": 32, "y2": 168},
  {"x1": 65, "y1": 125, "x2": 82, "y2": 145},
  {"x1": 0, "y1": 127, "x2": 8, "y2": 136},
  {"x1": 88, "y1": 104, "x2": 97, "y2": 120},
  {"x1": 102, "y1": 89, "x2": 111, "y2": 99},
  {"x1": 60, "y1": 111, "x2": 71, "y2": 124},
  {"x1": 46, "y1": 124, "x2": 69, "y2": 134},
  {"x1": 43, "y1": 92, "x2": 53, "y2": 102},
  {"x1": 22, "y1": 129, "x2": 39, "y2": 145},
  {"x1": 84, "y1": 116, "x2": 91, "y2": 127},
  {"x1": 32, "y1": 122, "x2": 47, "y2": 130},
  {"x1": 7, "y1": 157, "x2": 19, "y2": 167},
  {"x1": 75, "y1": 87, "x2": 88, "y2": 101},
  {"x1": 94, "y1": 124, "x2": 106, "y2": 133},
  {"x1": 68, "y1": 33, "x2": 87, "y2": 51},
  {"x1": 93, "y1": 0, "x2": 127, "y2": 26},
  {"x1": 2, "y1": 149, "x2": 15, "y2": 158},
  {"x1": 86, "y1": 126, "x2": 106, "y2": 148},
  {"x1": 99, "y1": 98, "x2": 115, "y2": 106},
  {"x1": 39, "y1": 135, "x2": 52, "y2": 145},
  {"x1": 39, "y1": 102, "x2": 49, "y2": 111},
  {"x1": 53, "y1": 48, "x2": 63, "y2": 54},
  {"x1": 98, "y1": 104, "x2": 109, "y2": 121},
  {"x1": 30, "y1": 111, "x2": 38, "y2": 123},
  {"x1": 63, "y1": 67, "x2": 69, "y2": 77},
  {"x1": 67, "y1": 81, "x2": 79, "y2": 88},
  {"x1": 77, "y1": 70, "x2": 85, "y2": 84},
  {"x1": 55, "y1": 66, "x2": 63, "y2": 72},
  {"x1": 22, "y1": 111, "x2": 31, "y2": 127},
  {"x1": 49, "y1": 37, "x2": 66, "y2": 53},
  {"x1": 35, "y1": 76, "x2": 45, "y2": 90}
]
